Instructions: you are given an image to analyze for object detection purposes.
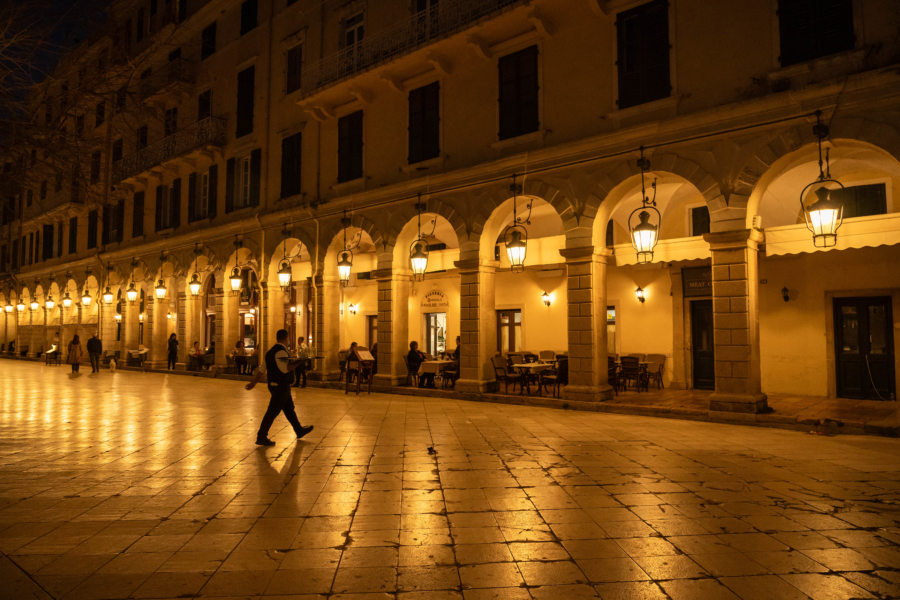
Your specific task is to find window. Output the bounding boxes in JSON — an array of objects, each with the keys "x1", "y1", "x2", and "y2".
[
  {"x1": 90, "y1": 152, "x2": 102, "y2": 184},
  {"x1": 690, "y1": 206, "x2": 710, "y2": 236},
  {"x1": 42, "y1": 224, "x2": 54, "y2": 260},
  {"x1": 87, "y1": 209, "x2": 98, "y2": 249},
  {"x1": 616, "y1": 0, "x2": 670, "y2": 109},
  {"x1": 102, "y1": 200, "x2": 124, "y2": 244},
  {"x1": 280, "y1": 132, "x2": 302, "y2": 198},
  {"x1": 498, "y1": 45, "x2": 539, "y2": 140},
  {"x1": 425, "y1": 312, "x2": 447, "y2": 356},
  {"x1": 834, "y1": 183, "x2": 887, "y2": 218},
  {"x1": 68, "y1": 217, "x2": 78, "y2": 254},
  {"x1": 150, "y1": 0, "x2": 157, "y2": 16},
  {"x1": 112, "y1": 139, "x2": 123, "y2": 163},
  {"x1": 116, "y1": 87, "x2": 127, "y2": 109},
  {"x1": 344, "y1": 12, "x2": 365, "y2": 48},
  {"x1": 164, "y1": 107, "x2": 178, "y2": 137},
  {"x1": 33, "y1": 231, "x2": 39, "y2": 264},
  {"x1": 155, "y1": 179, "x2": 181, "y2": 231},
  {"x1": 132, "y1": 192, "x2": 144, "y2": 238},
  {"x1": 497, "y1": 309, "x2": 522, "y2": 354},
  {"x1": 201, "y1": 22, "x2": 217, "y2": 59},
  {"x1": 177, "y1": 0, "x2": 187, "y2": 22},
  {"x1": 189, "y1": 165, "x2": 217, "y2": 221},
  {"x1": 137, "y1": 125, "x2": 148, "y2": 150},
  {"x1": 778, "y1": 0, "x2": 854, "y2": 67},
  {"x1": 408, "y1": 81, "x2": 440, "y2": 163},
  {"x1": 286, "y1": 44, "x2": 302, "y2": 93},
  {"x1": 337, "y1": 111, "x2": 363, "y2": 182},
  {"x1": 226, "y1": 150, "x2": 260, "y2": 212},
  {"x1": 95, "y1": 101, "x2": 105, "y2": 126},
  {"x1": 57, "y1": 220, "x2": 63, "y2": 257},
  {"x1": 197, "y1": 89, "x2": 211, "y2": 121},
  {"x1": 236, "y1": 66, "x2": 255, "y2": 137},
  {"x1": 240, "y1": 0, "x2": 257, "y2": 35}
]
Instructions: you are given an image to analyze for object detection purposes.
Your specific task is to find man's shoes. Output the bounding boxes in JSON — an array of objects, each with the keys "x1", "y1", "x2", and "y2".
[
  {"x1": 255, "y1": 438, "x2": 276, "y2": 446},
  {"x1": 296, "y1": 425, "x2": 314, "y2": 440}
]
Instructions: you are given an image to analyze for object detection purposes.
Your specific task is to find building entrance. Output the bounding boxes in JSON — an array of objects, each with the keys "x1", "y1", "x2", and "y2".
[
  {"x1": 834, "y1": 297, "x2": 895, "y2": 400},
  {"x1": 690, "y1": 299, "x2": 715, "y2": 390}
]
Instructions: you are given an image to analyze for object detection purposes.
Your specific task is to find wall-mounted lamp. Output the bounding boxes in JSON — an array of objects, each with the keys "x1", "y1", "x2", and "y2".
[
  {"x1": 347, "y1": 303, "x2": 358, "y2": 315},
  {"x1": 289, "y1": 305, "x2": 297, "y2": 313},
  {"x1": 114, "y1": 313, "x2": 122, "y2": 322},
  {"x1": 541, "y1": 291, "x2": 551, "y2": 307},
  {"x1": 781, "y1": 286, "x2": 790, "y2": 302},
  {"x1": 138, "y1": 312, "x2": 144, "y2": 322},
  {"x1": 167, "y1": 311, "x2": 175, "y2": 320},
  {"x1": 635, "y1": 286, "x2": 646, "y2": 303}
]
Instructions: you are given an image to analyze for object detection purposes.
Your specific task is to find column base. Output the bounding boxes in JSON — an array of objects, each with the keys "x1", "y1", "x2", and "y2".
[
  {"x1": 455, "y1": 378, "x2": 495, "y2": 393},
  {"x1": 563, "y1": 384, "x2": 614, "y2": 403},
  {"x1": 709, "y1": 392, "x2": 768, "y2": 414},
  {"x1": 374, "y1": 374, "x2": 406, "y2": 387}
]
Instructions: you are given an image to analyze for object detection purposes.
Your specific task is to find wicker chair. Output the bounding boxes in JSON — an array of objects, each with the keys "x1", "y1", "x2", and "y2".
[
  {"x1": 540, "y1": 357, "x2": 568, "y2": 397},
  {"x1": 645, "y1": 353, "x2": 666, "y2": 389},
  {"x1": 492, "y1": 355, "x2": 518, "y2": 394},
  {"x1": 620, "y1": 355, "x2": 646, "y2": 392}
]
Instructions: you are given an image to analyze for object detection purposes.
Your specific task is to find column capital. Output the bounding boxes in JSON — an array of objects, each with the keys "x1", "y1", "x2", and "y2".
[
  {"x1": 559, "y1": 246, "x2": 610, "y2": 263},
  {"x1": 703, "y1": 228, "x2": 764, "y2": 251},
  {"x1": 453, "y1": 258, "x2": 498, "y2": 274}
]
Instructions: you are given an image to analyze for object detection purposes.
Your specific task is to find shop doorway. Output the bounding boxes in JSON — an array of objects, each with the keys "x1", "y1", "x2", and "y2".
[
  {"x1": 690, "y1": 299, "x2": 715, "y2": 389},
  {"x1": 424, "y1": 312, "x2": 446, "y2": 356},
  {"x1": 834, "y1": 297, "x2": 895, "y2": 400}
]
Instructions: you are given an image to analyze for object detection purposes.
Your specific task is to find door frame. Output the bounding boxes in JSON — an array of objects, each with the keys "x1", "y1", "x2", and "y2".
[
  {"x1": 689, "y1": 298, "x2": 715, "y2": 390},
  {"x1": 825, "y1": 289, "x2": 900, "y2": 400}
]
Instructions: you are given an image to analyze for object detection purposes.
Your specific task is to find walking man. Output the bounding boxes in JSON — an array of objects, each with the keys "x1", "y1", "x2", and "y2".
[
  {"x1": 87, "y1": 333, "x2": 103, "y2": 373},
  {"x1": 246, "y1": 329, "x2": 313, "y2": 446}
]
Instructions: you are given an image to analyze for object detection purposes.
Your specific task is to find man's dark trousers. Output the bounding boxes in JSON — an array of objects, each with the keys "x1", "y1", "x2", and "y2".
[
  {"x1": 257, "y1": 382, "x2": 303, "y2": 440},
  {"x1": 89, "y1": 353, "x2": 101, "y2": 373}
]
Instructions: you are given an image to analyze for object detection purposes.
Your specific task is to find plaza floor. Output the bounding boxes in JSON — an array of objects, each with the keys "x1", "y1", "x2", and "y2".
[{"x1": 0, "y1": 363, "x2": 898, "y2": 600}]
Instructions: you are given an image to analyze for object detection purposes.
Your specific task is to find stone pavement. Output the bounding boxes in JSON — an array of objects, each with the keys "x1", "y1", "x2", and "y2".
[{"x1": 0, "y1": 362, "x2": 898, "y2": 600}]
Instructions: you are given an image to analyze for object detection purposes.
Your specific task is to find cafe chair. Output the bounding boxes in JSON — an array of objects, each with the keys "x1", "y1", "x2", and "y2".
[
  {"x1": 441, "y1": 362, "x2": 459, "y2": 389},
  {"x1": 607, "y1": 356, "x2": 620, "y2": 395},
  {"x1": 620, "y1": 355, "x2": 646, "y2": 392},
  {"x1": 538, "y1": 350, "x2": 555, "y2": 362},
  {"x1": 338, "y1": 350, "x2": 348, "y2": 381},
  {"x1": 491, "y1": 355, "x2": 518, "y2": 394},
  {"x1": 645, "y1": 353, "x2": 666, "y2": 389},
  {"x1": 540, "y1": 357, "x2": 568, "y2": 397}
]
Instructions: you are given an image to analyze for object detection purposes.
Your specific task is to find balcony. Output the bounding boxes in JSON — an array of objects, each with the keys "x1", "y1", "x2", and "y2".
[
  {"x1": 300, "y1": 0, "x2": 525, "y2": 97},
  {"x1": 112, "y1": 117, "x2": 225, "y2": 182},
  {"x1": 139, "y1": 58, "x2": 196, "y2": 102}
]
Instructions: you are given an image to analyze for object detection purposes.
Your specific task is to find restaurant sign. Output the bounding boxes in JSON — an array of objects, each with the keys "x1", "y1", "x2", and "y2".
[
  {"x1": 421, "y1": 289, "x2": 450, "y2": 309},
  {"x1": 682, "y1": 266, "x2": 712, "y2": 297}
]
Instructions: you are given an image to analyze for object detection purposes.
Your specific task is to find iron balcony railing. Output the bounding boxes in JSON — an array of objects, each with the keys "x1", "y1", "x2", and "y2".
[
  {"x1": 300, "y1": 0, "x2": 526, "y2": 96},
  {"x1": 112, "y1": 116, "x2": 225, "y2": 182},
  {"x1": 138, "y1": 58, "x2": 196, "y2": 100}
]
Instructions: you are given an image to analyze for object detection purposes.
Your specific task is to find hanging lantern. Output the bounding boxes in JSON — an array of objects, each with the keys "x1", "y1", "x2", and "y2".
[
  {"x1": 801, "y1": 110, "x2": 844, "y2": 248},
  {"x1": 102, "y1": 286, "x2": 113, "y2": 304},
  {"x1": 16, "y1": 300, "x2": 25, "y2": 312},
  {"x1": 229, "y1": 267, "x2": 242, "y2": 292},
  {"x1": 337, "y1": 249, "x2": 353, "y2": 286},
  {"x1": 278, "y1": 261, "x2": 292, "y2": 289},
  {"x1": 62, "y1": 292, "x2": 72, "y2": 308},
  {"x1": 628, "y1": 149, "x2": 660, "y2": 264},
  {"x1": 45, "y1": 295, "x2": 55, "y2": 310},
  {"x1": 154, "y1": 279, "x2": 167, "y2": 299},
  {"x1": 125, "y1": 282, "x2": 138, "y2": 303},
  {"x1": 502, "y1": 174, "x2": 531, "y2": 273},
  {"x1": 409, "y1": 198, "x2": 435, "y2": 281},
  {"x1": 189, "y1": 273, "x2": 201, "y2": 296},
  {"x1": 30, "y1": 299, "x2": 39, "y2": 311}
]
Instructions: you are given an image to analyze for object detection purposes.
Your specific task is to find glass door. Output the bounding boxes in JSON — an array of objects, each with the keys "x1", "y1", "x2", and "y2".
[
  {"x1": 425, "y1": 312, "x2": 446, "y2": 356},
  {"x1": 835, "y1": 297, "x2": 895, "y2": 400},
  {"x1": 690, "y1": 299, "x2": 715, "y2": 390}
]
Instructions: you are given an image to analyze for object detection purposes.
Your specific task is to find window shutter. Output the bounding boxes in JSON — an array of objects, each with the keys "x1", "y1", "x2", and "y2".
[
  {"x1": 188, "y1": 173, "x2": 197, "y2": 221},
  {"x1": 132, "y1": 192, "x2": 144, "y2": 238},
  {"x1": 249, "y1": 149, "x2": 261, "y2": 206},
  {"x1": 155, "y1": 186, "x2": 164, "y2": 230},
  {"x1": 117, "y1": 199, "x2": 125, "y2": 242},
  {"x1": 225, "y1": 158, "x2": 235, "y2": 212},
  {"x1": 102, "y1": 205, "x2": 112, "y2": 245},
  {"x1": 171, "y1": 178, "x2": 181, "y2": 228},
  {"x1": 208, "y1": 164, "x2": 218, "y2": 218}
]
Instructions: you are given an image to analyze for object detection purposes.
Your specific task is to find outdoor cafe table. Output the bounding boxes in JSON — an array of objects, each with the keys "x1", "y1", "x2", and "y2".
[
  {"x1": 511, "y1": 362, "x2": 554, "y2": 395},
  {"x1": 419, "y1": 359, "x2": 455, "y2": 375}
]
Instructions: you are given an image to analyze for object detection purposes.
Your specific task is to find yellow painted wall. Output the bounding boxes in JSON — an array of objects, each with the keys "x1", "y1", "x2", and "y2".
[
  {"x1": 338, "y1": 279, "x2": 378, "y2": 349},
  {"x1": 407, "y1": 274, "x2": 461, "y2": 353},
  {"x1": 494, "y1": 269, "x2": 568, "y2": 354},
  {"x1": 759, "y1": 245, "x2": 900, "y2": 397}
]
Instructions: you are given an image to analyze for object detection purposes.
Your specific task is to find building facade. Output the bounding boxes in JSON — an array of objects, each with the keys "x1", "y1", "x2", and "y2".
[{"x1": 1, "y1": 0, "x2": 899, "y2": 410}]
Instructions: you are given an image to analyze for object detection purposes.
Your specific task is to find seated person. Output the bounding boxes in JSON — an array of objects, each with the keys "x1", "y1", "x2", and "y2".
[
  {"x1": 407, "y1": 341, "x2": 435, "y2": 388},
  {"x1": 232, "y1": 340, "x2": 248, "y2": 374},
  {"x1": 189, "y1": 341, "x2": 203, "y2": 369},
  {"x1": 346, "y1": 342, "x2": 367, "y2": 383}
]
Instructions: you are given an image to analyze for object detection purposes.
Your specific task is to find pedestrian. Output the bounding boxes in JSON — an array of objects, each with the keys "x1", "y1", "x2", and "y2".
[
  {"x1": 293, "y1": 337, "x2": 310, "y2": 387},
  {"x1": 166, "y1": 333, "x2": 178, "y2": 370},
  {"x1": 87, "y1": 333, "x2": 103, "y2": 373},
  {"x1": 67, "y1": 334, "x2": 83, "y2": 374},
  {"x1": 408, "y1": 340, "x2": 434, "y2": 388},
  {"x1": 232, "y1": 340, "x2": 247, "y2": 374},
  {"x1": 246, "y1": 329, "x2": 313, "y2": 446}
]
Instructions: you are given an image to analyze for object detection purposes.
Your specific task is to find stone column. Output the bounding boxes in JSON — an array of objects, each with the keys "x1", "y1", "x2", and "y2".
[
  {"x1": 704, "y1": 229, "x2": 768, "y2": 413},
  {"x1": 373, "y1": 268, "x2": 411, "y2": 386},
  {"x1": 559, "y1": 247, "x2": 613, "y2": 402},
  {"x1": 147, "y1": 296, "x2": 169, "y2": 367},
  {"x1": 265, "y1": 284, "x2": 286, "y2": 352},
  {"x1": 454, "y1": 258, "x2": 497, "y2": 392},
  {"x1": 214, "y1": 287, "x2": 227, "y2": 367},
  {"x1": 122, "y1": 299, "x2": 139, "y2": 350},
  {"x1": 314, "y1": 273, "x2": 342, "y2": 379},
  {"x1": 176, "y1": 292, "x2": 186, "y2": 365}
]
